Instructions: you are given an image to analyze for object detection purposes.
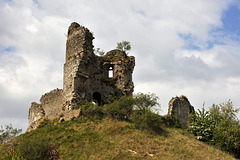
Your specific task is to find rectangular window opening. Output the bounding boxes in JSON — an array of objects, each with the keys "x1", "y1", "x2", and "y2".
[{"x1": 108, "y1": 66, "x2": 113, "y2": 78}]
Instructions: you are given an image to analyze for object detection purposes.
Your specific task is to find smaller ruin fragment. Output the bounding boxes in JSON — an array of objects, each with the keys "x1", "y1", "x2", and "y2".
[
  {"x1": 168, "y1": 95, "x2": 195, "y2": 128},
  {"x1": 27, "y1": 22, "x2": 135, "y2": 131},
  {"x1": 28, "y1": 102, "x2": 45, "y2": 130}
]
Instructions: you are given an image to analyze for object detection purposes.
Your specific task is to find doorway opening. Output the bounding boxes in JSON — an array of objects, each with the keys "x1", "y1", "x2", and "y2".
[{"x1": 93, "y1": 92, "x2": 101, "y2": 105}]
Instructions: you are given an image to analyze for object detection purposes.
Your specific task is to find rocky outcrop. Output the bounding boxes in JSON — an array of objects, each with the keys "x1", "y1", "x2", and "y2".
[{"x1": 168, "y1": 95, "x2": 195, "y2": 128}]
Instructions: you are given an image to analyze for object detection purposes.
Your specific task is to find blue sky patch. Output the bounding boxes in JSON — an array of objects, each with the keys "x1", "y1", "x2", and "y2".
[
  {"x1": 178, "y1": 33, "x2": 201, "y2": 50},
  {"x1": 222, "y1": 5, "x2": 240, "y2": 36},
  {"x1": 178, "y1": 32, "x2": 227, "y2": 51},
  {"x1": 178, "y1": 4, "x2": 240, "y2": 51},
  {"x1": 0, "y1": 46, "x2": 16, "y2": 54},
  {"x1": 33, "y1": 0, "x2": 41, "y2": 8}
]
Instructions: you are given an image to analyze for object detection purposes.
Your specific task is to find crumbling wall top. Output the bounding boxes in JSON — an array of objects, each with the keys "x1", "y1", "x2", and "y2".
[
  {"x1": 168, "y1": 95, "x2": 195, "y2": 128},
  {"x1": 67, "y1": 22, "x2": 93, "y2": 38},
  {"x1": 104, "y1": 49, "x2": 127, "y2": 59},
  {"x1": 102, "y1": 49, "x2": 135, "y2": 69},
  {"x1": 27, "y1": 102, "x2": 45, "y2": 132},
  {"x1": 40, "y1": 88, "x2": 63, "y2": 104},
  {"x1": 66, "y1": 22, "x2": 94, "y2": 62}
]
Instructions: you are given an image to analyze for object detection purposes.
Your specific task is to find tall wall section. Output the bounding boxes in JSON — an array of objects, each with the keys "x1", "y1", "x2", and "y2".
[
  {"x1": 63, "y1": 22, "x2": 95, "y2": 110},
  {"x1": 40, "y1": 88, "x2": 64, "y2": 119},
  {"x1": 168, "y1": 96, "x2": 195, "y2": 128},
  {"x1": 101, "y1": 49, "x2": 135, "y2": 96}
]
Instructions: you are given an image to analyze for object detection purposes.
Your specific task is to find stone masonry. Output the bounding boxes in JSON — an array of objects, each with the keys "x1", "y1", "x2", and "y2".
[
  {"x1": 168, "y1": 95, "x2": 195, "y2": 128},
  {"x1": 27, "y1": 22, "x2": 135, "y2": 131}
]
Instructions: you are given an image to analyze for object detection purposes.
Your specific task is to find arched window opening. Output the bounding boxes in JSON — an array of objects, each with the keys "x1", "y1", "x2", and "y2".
[
  {"x1": 93, "y1": 92, "x2": 101, "y2": 105},
  {"x1": 108, "y1": 66, "x2": 113, "y2": 78}
]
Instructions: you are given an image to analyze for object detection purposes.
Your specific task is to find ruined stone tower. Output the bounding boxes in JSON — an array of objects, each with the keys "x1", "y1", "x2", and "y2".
[
  {"x1": 168, "y1": 95, "x2": 195, "y2": 128},
  {"x1": 27, "y1": 22, "x2": 135, "y2": 131}
]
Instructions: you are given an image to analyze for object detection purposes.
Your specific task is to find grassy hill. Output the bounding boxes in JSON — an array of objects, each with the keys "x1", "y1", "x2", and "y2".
[
  {"x1": 0, "y1": 117, "x2": 236, "y2": 160},
  {"x1": 1, "y1": 94, "x2": 239, "y2": 159}
]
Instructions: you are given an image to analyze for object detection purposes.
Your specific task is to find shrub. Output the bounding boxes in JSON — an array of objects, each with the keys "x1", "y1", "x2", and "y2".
[
  {"x1": 104, "y1": 96, "x2": 134, "y2": 120},
  {"x1": 80, "y1": 102, "x2": 104, "y2": 120},
  {"x1": 188, "y1": 100, "x2": 240, "y2": 158},
  {"x1": 131, "y1": 110, "x2": 163, "y2": 134},
  {"x1": 94, "y1": 48, "x2": 105, "y2": 56},
  {"x1": 133, "y1": 92, "x2": 160, "y2": 112},
  {"x1": 131, "y1": 93, "x2": 162, "y2": 133},
  {"x1": 210, "y1": 100, "x2": 239, "y2": 127},
  {"x1": 210, "y1": 101, "x2": 240, "y2": 158},
  {"x1": 213, "y1": 124, "x2": 240, "y2": 158},
  {"x1": 188, "y1": 107, "x2": 215, "y2": 142},
  {"x1": 0, "y1": 149, "x2": 26, "y2": 160},
  {"x1": 116, "y1": 41, "x2": 131, "y2": 53},
  {"x1": 161, "y1": 115, "x2": 182, "y2": 128},
  {"x1": 78, "y1": 93, "x2": 164, "y2": 133},
  {"x1": 17, "y1": 134, "x2": 51, "y2": 160}
]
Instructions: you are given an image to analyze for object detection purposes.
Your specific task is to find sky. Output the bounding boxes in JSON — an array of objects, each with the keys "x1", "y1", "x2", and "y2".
[{"x1": 1, "y1": 0, "x2": 240, "y2": 132}]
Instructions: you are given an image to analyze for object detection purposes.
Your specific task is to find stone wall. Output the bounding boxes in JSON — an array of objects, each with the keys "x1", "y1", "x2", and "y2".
[
  {"x1": 63, "y1": 23, "x2": 135, "y2": 110},
  {"x1": 27, "y1": 102, "x2": 45, "y2": 131},
  {"x1": 65, "y1": 22, "x2": 94, "y2": 62},
  {"x1": 27, "y1": 22, "x2": 135, "y2": 131},
  {"x1": 40, "y1": 88, "x2": 64, "y2": 120},
  {"x1": 102, "y1": 50, "x2": 135, "y2": 96},
  {"x1": 168, "y1": 96, "x2": 195, "y2": 128},
  {"x1": 63, "y1": 22, "x2": 95, "y2": 110}
]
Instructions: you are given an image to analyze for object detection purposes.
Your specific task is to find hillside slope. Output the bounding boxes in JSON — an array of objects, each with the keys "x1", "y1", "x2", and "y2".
[{"x1": 0, "y1": 118, "x2": 236, "y2": 160}]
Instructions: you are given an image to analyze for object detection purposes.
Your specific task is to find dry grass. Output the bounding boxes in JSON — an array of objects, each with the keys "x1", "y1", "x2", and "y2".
[
  {"x1": 0, "y1": 118, "x2": 236, "y2": 160},
  {"x1": 54, "y1": 119, "x2": 235, "y2": 160}
]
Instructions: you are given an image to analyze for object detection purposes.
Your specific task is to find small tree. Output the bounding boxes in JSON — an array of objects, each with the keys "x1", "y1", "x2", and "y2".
[
  {"x1": 188, "y1": 107, "x2": 215, "y2": 141},
  {"x1": 104, "y1": 96, "x2": 134, "y2": 120},
  {"x1": 132, "y1": 93, "x2": 162, "y2": 133},
  {"x1": 17, "y1": 134, "x2": 51, "y2": 160},
  {"x1": 0, "y1": 124, "x2": 22, "y2": 144},
  {"x1": 188, "y1": 100, "x2": 240, "y2": 158},
  {"x1": 116, "y1": 41, "x2": 131, "y2": 53},
  {"x1": 94, "y1": 48, "x2": 105, "y2": 56},
  {"x1": 210, "y1": 100, "x2": 240, "y2": 126},
  {"x1": 133, "y1": 92, "x2": 160, "y2": 112},
  {"x1": 209, "y1": 100, "x2": 240, "y2": 158}
]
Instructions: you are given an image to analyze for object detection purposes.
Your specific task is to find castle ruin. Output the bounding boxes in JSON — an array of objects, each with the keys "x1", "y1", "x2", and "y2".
[
  {"x1": 27, "y1": 22, "x2": 135, "y2": 131},
  {"x1": 168, "y1": 95, "x2": 195, "y2": 128}
]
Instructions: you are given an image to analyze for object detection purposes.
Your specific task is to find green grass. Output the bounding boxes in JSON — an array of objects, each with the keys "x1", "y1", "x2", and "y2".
[{"x1": 0, "y1": 117, "x2": 236, "y2": 160}]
